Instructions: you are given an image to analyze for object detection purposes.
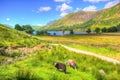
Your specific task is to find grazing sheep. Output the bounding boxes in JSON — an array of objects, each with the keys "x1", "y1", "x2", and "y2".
[
  {"x1": 98, "y1": 69, "x2": 106, "y2": 76},
  {"x1": 66, "y1": 59, "x2": 77, "y2": 70},
  {"x1": 54, "y1": 62, "x2": 66, "y2": 74}
]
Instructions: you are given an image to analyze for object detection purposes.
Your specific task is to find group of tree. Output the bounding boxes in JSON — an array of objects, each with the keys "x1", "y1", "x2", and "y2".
[
  {"x1": 86, "y1": 24, "x2": 120, "y2": 34},
  {"x1": 15, "y1": 24, "x2": 34, "y2": 34},
  {"x1": 36, "y1": 30, "x2": 47, "y2": 35}
]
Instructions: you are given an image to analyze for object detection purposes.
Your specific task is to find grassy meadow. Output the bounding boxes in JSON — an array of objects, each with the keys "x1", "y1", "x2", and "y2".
[
  {"x1": 0, "y1": 24, "x2": 120, "y2": 80},
  {"x1": 0, "y1": 46, "x2": 120, "y2": 80},
  {"x1": 37, "y1": 34, "x2": 120, "y2": 60},
  {"x1": 0, "y1": 24, "x2": 42, "y2": 48}
]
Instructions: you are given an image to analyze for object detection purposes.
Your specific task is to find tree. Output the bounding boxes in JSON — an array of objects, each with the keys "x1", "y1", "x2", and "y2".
[
  {"x1": 14, "y1": 24, "x2": 23, "y2": 31},
  {"x1": 22, "y1": 25, "x2": 34, "y2": 34},
  {"x1": 94, "y1": 28, "x2": 100, "y2": 33},
  {"x1": 86, "y1": 28, "x2": 91, "y2": 34},
  {"x1": 116, "y1": 24, "x2": 120, "y2": 31},
  {"x1": 107, "y1": 27, "x2": 117, "y2": 32},
  {"x1": 70, "y1": 29, "x2": 74, "y2": 34},
  {"x1": 101, "y1": 27, "x2": 107, "y2": 33},
  {"x1": 36, "y1": 30, "x2": 47, "y2": 35}
]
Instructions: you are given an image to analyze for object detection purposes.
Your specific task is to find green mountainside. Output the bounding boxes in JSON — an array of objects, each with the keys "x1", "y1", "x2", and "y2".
[
  {"x1": 45, "y1": 3, "x2": 120, "y2": 31},
  {"x1": 0, "y1": 24, "x2": 40, "y2": 47},
  {"x1": 51, "y1": 11, "x2": 100, "y2": 26},
  {"x1": 90, "y1": 3, "x2": 120, "y2": 29}
]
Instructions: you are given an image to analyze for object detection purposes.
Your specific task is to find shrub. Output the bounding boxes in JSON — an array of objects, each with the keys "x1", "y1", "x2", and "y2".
[
  {"x1": 101, "y1": 27, "x2": 107, "y2": 33},
  {"x1": 94, "y1": 28, "x2": 100, "y2": 33},
  {"x1": 107, "y1": 27, "x2": 117, "y2": 32},
  {"x1": 70, "y1": 29, "x2": 74, "y2": 34},
  {"x1": 15, "y1": 68, "x2": 42, "y2": 80},
  {"x1": 86, "y1": 28, "x2": 91, "y2": 34}
]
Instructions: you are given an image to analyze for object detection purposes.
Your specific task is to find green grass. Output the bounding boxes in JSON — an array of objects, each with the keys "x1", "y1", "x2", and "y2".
[
  {"x1": 63, "y1": 43, "x2": 120, "y2": 60},
  {"x1": 37, "y1": 34, "x2": 120, "y2": 60},
  {"x1": 0, "y1": 24, "x2": 41, "y2": 47},
  {"x1": 0, "y1": 46, "x2": 120, "y2": 80}
]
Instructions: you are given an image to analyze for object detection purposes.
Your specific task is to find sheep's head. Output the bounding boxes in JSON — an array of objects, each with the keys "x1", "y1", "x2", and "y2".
[{"x1": 54, "y1": 62, "x2": 57, "y2": 67}]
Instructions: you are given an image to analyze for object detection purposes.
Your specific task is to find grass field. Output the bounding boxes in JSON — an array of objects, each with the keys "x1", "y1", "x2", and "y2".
[
  {"x1": 38, "y1": 34, "x2": 120, "y2": 60},
  {"x1": 0, "y1": 24, "x2": 120, "y2": 80},
  {"x1": 0, "y1": 46, "x2": 120, "y2": 80},
  {"x1": 0, "y1": 24, "x2": 42, "y2": 47}
]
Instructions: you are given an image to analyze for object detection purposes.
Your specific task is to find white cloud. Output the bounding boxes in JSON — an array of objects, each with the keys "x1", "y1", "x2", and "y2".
[
  {"x1": 60, "y1": 12, "x2": 68, "y2": 16},
  {"x1": 56, "y1": 3, "x2": 72, "y2": 17},
  {"x1": 6, "y1": 18, "x2": 10, "y2": 21},
  {"x1": 75, "y1": 8, "x2": 81, "y2": 12},
  {"x1": 104, "y1": 0, "x2": 120, "y2": 8},
  {"x1": 54, "y1": 0, "x2": 71, "y2": 3},
  {"x1": 83, "y1": 0, "x2": 109, "y2": 3},
  {"x1": 83, "y1": 5, "x2": 97, "y2": 11},
  {"x1": 39, "y1": 6, "x2": 51, "y2": 12}
]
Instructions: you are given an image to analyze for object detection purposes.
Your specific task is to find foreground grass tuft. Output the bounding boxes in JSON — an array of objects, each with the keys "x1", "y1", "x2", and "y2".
[{"x1": 15, "y1": 68, "x2": 43, "y2": 80}]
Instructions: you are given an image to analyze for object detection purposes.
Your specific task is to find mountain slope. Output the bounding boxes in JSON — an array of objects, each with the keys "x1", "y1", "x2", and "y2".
[
  {"x1": 0, "y1": 24, "x2": 41, "y2": 47},
  {"x1": 90, "y1": 3, "x2": 120, "y2": 29},
  {"x1": 45, "y1": 3, "x2": 120, "y2": 31},
  {"x1": 48, "y1": 11, "x2": 102, "y2": 28}
]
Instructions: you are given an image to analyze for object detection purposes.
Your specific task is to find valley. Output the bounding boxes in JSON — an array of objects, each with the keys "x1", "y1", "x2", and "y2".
[
  {"x1": 0, "y1": 1, "x2": 120, "y2": 80},
  {"x1": 0, "y1": 23, "x2": 120, "y2": 80}
]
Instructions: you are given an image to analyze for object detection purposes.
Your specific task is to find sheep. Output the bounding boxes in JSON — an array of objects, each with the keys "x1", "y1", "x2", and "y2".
[
  {"x1": 54, "y1": 62, "x2": 66, "y2": 74},
  {"x1": 66, "y1": 59, "x2": 77, "y2": 70}
]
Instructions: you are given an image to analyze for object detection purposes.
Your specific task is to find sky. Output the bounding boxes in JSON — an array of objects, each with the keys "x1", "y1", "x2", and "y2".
[{"x1": 0, "y1": 0, "x2": 119, "y2": 27}]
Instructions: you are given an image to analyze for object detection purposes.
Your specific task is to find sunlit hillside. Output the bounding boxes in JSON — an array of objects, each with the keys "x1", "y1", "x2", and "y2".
[
  {"x1": 45, "y1": 3, "x2": 120, "y2": 31},
  {"x1": 0, "y1": 24, "x2": 41, "y2": 47}
]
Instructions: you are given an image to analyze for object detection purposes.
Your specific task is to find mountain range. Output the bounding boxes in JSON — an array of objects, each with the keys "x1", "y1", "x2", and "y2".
[{"x1": 44, "y1": 3, "x2": 120, "y2": 31}]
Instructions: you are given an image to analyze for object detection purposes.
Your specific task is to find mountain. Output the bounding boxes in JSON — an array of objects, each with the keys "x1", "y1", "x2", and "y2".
[
  {"x1": 48, "y1": 11, "x2": 102, "y2": 29},
  {"x1": 90, "y1": 3, "x2": 120, "y2": 29},
  {"x1": 0, "y1": 24, "x2": 40, "y2": 47},
  {"x1": 46, "y1": 20, "x2": 56, "y2": 26},
  {"x1": 45, "y1": 3, "x2": 120, "y2": 31}
]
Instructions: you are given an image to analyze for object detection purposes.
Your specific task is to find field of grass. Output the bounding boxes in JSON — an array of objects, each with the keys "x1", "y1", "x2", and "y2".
[
  {"x1": 0, "y1": 46, "x2": 120, "y2": 80},
  {"x1": 1, "y1": 24, "x2": 120, "y2": 80},
  {"x1": 37, "y1": 34, "x2": 120, "y2": 60},
  {"x1": 0, "y1": 24, "x2": 46, "y2": 67},
  {"x1": 0, "y1": 24, "x2": 42, "y2": 47}
]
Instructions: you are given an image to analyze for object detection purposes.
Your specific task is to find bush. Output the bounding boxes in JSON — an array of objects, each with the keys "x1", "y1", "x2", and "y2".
[
  {"x1": 116, "y1": 24, "x2": 120, "y2": 31},
  {"x1": 15, "y1": 68, "x2": 42, "y2": 80},
  {"x1": 15, "y1": 24, "x2": 23, "y2": 31},
  {"x1": 94, "y1": 28, "x2": 100, "y2": 33},
  {"x1": 107, "y1": 27, "x2": 117, "y2": 32},
  {"x1": 101, "y1": 27, "x2": 107, "y2": 33},
  {"x1": 86, "y1": 28, "x2": 91, "y2": 34},
  {"x1": 70, "y1": 29, "x2": 74, "y2": 34}
]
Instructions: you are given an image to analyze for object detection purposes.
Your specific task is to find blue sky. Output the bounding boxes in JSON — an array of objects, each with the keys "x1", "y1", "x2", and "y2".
[{"x1": 0, "y1": 0, "x2": 119, "y2": 27}]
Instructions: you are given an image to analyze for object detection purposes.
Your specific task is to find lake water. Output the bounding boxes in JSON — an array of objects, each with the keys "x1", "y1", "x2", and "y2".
[{"x1": 47, "y1": 31, "x2": 87, "y2": 36}]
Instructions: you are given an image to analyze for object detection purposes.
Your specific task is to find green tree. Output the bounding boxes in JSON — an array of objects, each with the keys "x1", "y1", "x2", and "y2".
[
  {"x1": 101, "y1": 27, "x2": 107, "y2": 33},
  {"x1": 70, "y1": 29, "x2": 74, "y2": 34},
  {"x1": 14, "y1": 24, "x2": 23, "y2": 31},
  {"x1": 107, "y1": 27, "x2": 117, "y2": 32},
  {"x1": 94, "y1": 28, "x2": 100, "y2": 33},
  {"x1": 86, "y1": 28, "x2": 91, "y2": 34},
  {"x1": 36, "y1": 30, "x2": 46, "y2": 35},
  {"x1": 22, "y1": 25, "x2": 34, "y2": 34},
  {"x1": 116, "y1": 24, "x2": 120, "y2": 31}
]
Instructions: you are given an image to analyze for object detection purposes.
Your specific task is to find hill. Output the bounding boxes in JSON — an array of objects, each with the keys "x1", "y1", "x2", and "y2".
[
  {"x1": 90, "y1": 3, "x2": 120, "y2": 29},
  {"x1": 0, "y1": 45, "x2": 120, "y2": 80},
  {"x1": 0, "y1": 24, "x2": 41, "y2": 47},
  {"x1": 45, "y1": 3, "x2": 120, "y2": 31},
  {"x1": 48, "y1": 11, "x2": 102, "y2": 29}
]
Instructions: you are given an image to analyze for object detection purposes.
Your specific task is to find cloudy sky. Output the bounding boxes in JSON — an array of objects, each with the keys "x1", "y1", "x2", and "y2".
[{"x1": 0, "y1": 0, "x2": 119, "y2": 26}]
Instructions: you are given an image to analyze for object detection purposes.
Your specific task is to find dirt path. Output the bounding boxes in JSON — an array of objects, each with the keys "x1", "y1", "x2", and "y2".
[{"x1": 52, "y1": 44, "x2": 120, "y2": 65}]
